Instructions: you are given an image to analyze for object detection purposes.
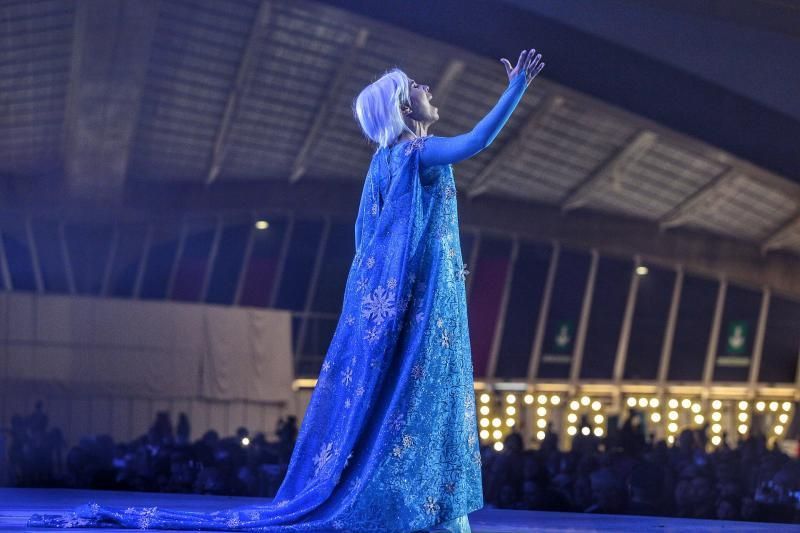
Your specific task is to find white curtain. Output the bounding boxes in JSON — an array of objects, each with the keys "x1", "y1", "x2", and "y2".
[{"x1": 0, "y1": 293, "x2": 293, "y2": 403}]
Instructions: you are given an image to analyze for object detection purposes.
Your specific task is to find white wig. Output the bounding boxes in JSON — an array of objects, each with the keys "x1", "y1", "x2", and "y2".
[{"x1": 352, "y1": 67, "x2": 415, "y2": 151}]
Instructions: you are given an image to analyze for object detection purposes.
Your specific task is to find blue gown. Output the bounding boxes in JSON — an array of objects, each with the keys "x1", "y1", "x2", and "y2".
[{"x1": 27, "y1": 73, "x2": 530, "y2": 532}]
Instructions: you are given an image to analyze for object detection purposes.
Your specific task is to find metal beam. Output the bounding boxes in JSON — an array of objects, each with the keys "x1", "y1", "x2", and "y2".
[
  {"x1": 487, "y1": 237, "x2": 519, "y2": 378},
  {"x1": 527, "y1": 240, "x2": 559, "y2": 382},
  {"x1": 657, "y1": 266, "x2": 683, "y2": 386},
  {"x1": 165, "y1": 216, "x2": 189, "y2": 299},
  {"x1": 467, "y1": 94, "x2": 563, "y2": 199},
  {"x1": 748, "y1": 287, "x2": 770, "y2": 394},
  {"x1": 207, "y1": 0, "x2": 272, "y2": 185},
  {"x1": 132, "y1": 223, "x2": 154, "y2": 299},
  {"x1": 289, "y1": 28, "x2": 369, "y2": 184},
  {"x1": 234, "y1": 213, "x2": 257, "y2": 306},
  {"x1": 13, "y1": 174, "x2": 800, "y2": 300},
  {"x1": 795, "y1": 337, "x2": 800, "y2": 399},
  {"x1": 569, "y1": 249, "x2": 599, "y2": 387},
  {"x1": 58, "y1": 222, "x2": 76, "y2": 295},
  {"x1": 659, "y1": 168, "x2": 739, "y2": 230},
  {"x1": 702, "y1": 277, "x2": 727, "y2": 389},
  {"x1": 100, "y1": 224, "x2": 119, "y2": 296},
  {"x1": 561, "y1": 130, "x2": 657, "y2": 211},
  {"x1": 295, "y1": 216, "x2": 332, "y2": 359},
  {"x1": 0, "y1": 228, "x2": 12, "y2": 291},
  {"x1": 199, "y1": 216, "x2": 223, "y2": 302},
  {"x1": 269, "y1": 214, "x2": 295, "y2": 308},
  {"x1": 613, "y1": 255, "x2": 641, "y2": 384},
  {"x1": 762, "y1": 213, "x2": 800, "y2": 253},
  {"x1": 25, "y1": 217, "x2": 44, "y2": 294},
  {"x1": 63, "y1": 0, "x2": 159, "y2": 200},
  {"x1": 428, "y1": 59, "x2": 466, "y2": 111}
]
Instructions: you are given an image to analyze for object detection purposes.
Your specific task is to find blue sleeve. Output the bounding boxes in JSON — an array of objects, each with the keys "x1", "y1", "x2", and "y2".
[{"x1": 419, "y1": 74, "x2": 528, "y2": 168}]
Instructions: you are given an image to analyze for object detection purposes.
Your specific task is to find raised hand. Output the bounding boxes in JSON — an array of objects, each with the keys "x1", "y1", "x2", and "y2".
[{"x1": 500, "y1": 48, "x2": 545, "y2": 88}]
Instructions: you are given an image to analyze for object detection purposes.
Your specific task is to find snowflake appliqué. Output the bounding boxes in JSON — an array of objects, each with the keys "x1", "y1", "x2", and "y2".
[
  {"x1": 364, "y1": 325, "x2": 381, "y2": 345},
  {"x1": 226, "y1": 515, "x2": 241, "y2": 528},
  {"x1": 444, "y1": 481, "x2": 456, "y2": 494},
  {"x1": 371, "y1": 202, "x2": 378, "y2": 216},
  {"x1": 392, "y1": 445, "x2": 404, "y2": 457},
  {"x1": 246, "y1": 510, "x2": 261, "y2": 520},
  {"x1": 341, "y1": 367, "x2": 353, "y2": 386},
  {"x1": 355, "y1": 276, "x2": 369, "y2": 293},
  {"x1": 456, "y1": 263, "x2": 470, "y2": 280},
  {"x1": 345, "y1": 314, "x2": 355, "y2": 326},
  {"x1": 313, "y1": 442, "x2": 334, "y2": 476},
  {"x1": 448, "y1": 247, "x2": 456, "y2": 258},
  {"x1": 444, "y1": 185, "x2": 456, "y2": 199},
  {"x1": 333, "y1": 519, "x2": 345, "y2": 529},
  {"x1": 398, "y1": 294, "x2": 411, "y2": 314},
  {"x1": 275, "y1": 499, "x2": 289, "y2": 508},
  {"x1": 89, "y1": 502, "x2": 100, "y2": 514},
  {"x1": 322, "y1": 360, "x2": 331, "y2": 372},
  {"x1": 423, "y1": 496, "x2": 440, "y2": 515},
  {"x1": 137, "y1": 507, "x2": 158, "y2": 529},
  {"x1": 124, "y1": 507, "x2": 136, "y2": 515},
  {"x1": 361, "y1": 285, "x2": 396, "y2": 324},
  {"x1": 387, "y1": 276, "x2": 397, "y2": 289},
  {"x1": 388, "y1": 412, "x2": 406, "y2": 432},
  {"x1": 366, "y1": 256, "x2": 376, "y2": 269},
  {"x1": 411, "y1": 363, "x2": 424, "y2": 380},
  {"x1": 402, "y1": 434, "x2": 414, "y2": 448},
  {"x1": 344, "y1": 397, "x2": 351, "y2": 409},
  {"x1": 468, "y1": 432, "x2": 477, "y2": 446},
  {"x1": 441, "y1": 329, "x2": 451, "y2": 348},
  {"x1": 404, "y1": 136, "x2": 427, "y2": 155},
  {"x1": 355, "y1": 385, "x2": 365, "y2": 397},
  {"x1": 436, "y1": 317, "x2": 444, "y2": 328}
]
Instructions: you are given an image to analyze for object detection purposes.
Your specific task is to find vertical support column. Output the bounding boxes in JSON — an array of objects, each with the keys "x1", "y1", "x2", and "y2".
[
  {"x1": 612, "y1": 255, "x2": 641, "y2": 412},
  {"x1": 0, "y1": 228, "x2": 12, "y2": 290},
  {"x1": 269, "y1": 214, "x2": 295, "y2": 308},
  {"x1": 702, "y1": 276, "x2": 727, "y2": 396},
  {"x1": 487, "y1": 237, "x2": 519, "y2": 379},
  {"x1": 234, "y1": 213, "x2": 257, "y2": 306},
  {"x1": 200, "y1": 216, "x2": 223, "y2": 303},
  {"x1": 100, "y1": 224, "x2": 119, "y2": 297},
  {"x1": 657, "y1": 266, "x2": 683, "y2": 396},
  {"x1": 25, "y1": 216, "x2": 44, "y2": 293},
  {"x1": 166, "y1": 215, "x2": 189, "y2": 300},
  {"x1": 58, "y1": 222, "x2": 76, "y2": 295},
  {"x1": 569, "y1": 249, "x2": 598, "y2": 389},
  {"x1": 295, "y1": 216, "x2": 331, "y2": 362},
  {"x1": 132, "y1": 224, "x2": 154, "y2": 300},
  {"x1": 748, "y1": 287, "x2": 770, "y2": 397},
  {"x1": 527, "y1": 240, "x2": 559, "y2": 384},
  {"x1": 794, "y1": 340, "x2": 800, "y2": 401}
]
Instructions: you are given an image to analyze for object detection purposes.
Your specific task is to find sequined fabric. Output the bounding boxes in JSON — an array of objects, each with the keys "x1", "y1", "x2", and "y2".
[{"x1": 27, "y1": 136, "x2": 483, "y2": 532}]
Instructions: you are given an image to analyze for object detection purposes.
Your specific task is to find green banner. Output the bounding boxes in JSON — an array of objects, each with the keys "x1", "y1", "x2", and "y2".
[
  {"x1": 724, "y1": 320, "x2": 749, "y2": 356},
  {"x1": 550, "y1": 320, "x2": 574, "y2": 354}
]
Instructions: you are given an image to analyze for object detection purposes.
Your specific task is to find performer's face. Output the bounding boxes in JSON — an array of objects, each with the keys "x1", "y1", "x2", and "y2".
[{"x1": 404, "y1": 78, "x2": 438, "y2": 124}]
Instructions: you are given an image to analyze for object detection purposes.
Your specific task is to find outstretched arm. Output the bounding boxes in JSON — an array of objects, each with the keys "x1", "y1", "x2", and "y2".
[{"x1": 419, "y1": 48, "x2": 544, "y2": 168}]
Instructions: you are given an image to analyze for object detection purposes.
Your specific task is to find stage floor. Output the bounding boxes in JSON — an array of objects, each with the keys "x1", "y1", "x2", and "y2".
[{"x1": 1, "y1": 488, "x2": 797, "y2": 532}]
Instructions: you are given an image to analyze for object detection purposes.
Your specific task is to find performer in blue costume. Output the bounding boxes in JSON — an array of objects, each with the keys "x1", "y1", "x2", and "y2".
[{"x1": 28, "y1": 48, "x2": 545, "y2": 532}]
